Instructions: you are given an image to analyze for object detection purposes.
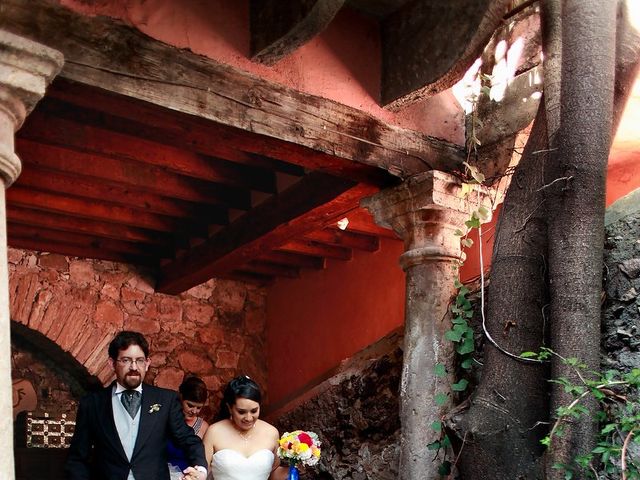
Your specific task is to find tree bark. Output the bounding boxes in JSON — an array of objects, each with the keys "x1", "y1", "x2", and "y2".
[
  {"x1": 544, "y1": 0, "x2": 617, "y2": 477},
  {"x1": 448, "y1": 101, "x2": 550, "y2": 480}
]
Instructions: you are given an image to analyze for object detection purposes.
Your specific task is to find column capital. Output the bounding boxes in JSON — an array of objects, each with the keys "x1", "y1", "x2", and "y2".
[
  {"x1": 362, "y1": 170, "x2": 491, "y2": 269},
  {"x1": 0, "y1": 29, "x2": 63, "y2": 185}
]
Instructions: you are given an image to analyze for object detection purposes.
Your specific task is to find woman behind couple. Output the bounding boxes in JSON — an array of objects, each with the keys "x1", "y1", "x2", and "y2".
[{"x1": 204, "y1": 375, "x2": 288, "y2": 480}]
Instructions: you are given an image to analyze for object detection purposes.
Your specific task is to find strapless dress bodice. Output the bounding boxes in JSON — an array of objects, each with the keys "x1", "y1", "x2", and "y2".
[{"x1": 210, "y1": 449, "x2": 274, "y2": 480}]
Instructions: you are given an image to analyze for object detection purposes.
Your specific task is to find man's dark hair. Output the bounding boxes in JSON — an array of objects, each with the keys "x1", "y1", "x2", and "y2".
[{"x1": 108, "y1": 331, "x2": 149, "y2": 360}]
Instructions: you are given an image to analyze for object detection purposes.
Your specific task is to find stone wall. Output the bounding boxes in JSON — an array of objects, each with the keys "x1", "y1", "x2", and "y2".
[
  {"x1": 272, "y1": 330, "x2": 403, "y2": 480},
  {"x1": 602, "y1": 190, "x2": 640, "y2": 372},
  {"x1": 8, "y1": 248, "x2": 267, "y2": 418}
]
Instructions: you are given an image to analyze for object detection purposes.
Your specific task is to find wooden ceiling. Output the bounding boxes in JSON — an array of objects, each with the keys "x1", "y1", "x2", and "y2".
[
  {"x1": 11, "y1": 78, "x2": 399, "y2": 291},
  {"x1": 2, "y1": 0, "x2": 518, "y2": 293}
]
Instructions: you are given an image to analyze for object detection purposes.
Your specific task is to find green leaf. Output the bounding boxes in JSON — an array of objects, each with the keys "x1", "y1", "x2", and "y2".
[
  {"x1": 438, "y1": 461, "x2": 452, "y2": 476},
  {"x1": 458, "y1": 286, "x2": 470, "y2": 296},
  {"x1": 434, "y1": 364, "x2": 447, "y2": 377},
  {"x1": 465, "y1": 217, "x2": 481, "y2": 229},
  {"x1": 451, "y1": 379, "x2": 469, "y2": 392},
  {"x1": 445, "y1": 329, "x2": 463, "y2": 342},
  {"x1": 441, "y1": 435, "x2": 451, "y2": 448},
  {"x1": 451, "y1": 316, "x2": 467, "y2": 325},
  {"x1": 477, "y1": 206, "x2": 490, "y2": 221},
  {"x1": 461, "y1": 238, "x2": 473, "y2": 248},
  {"x1": 431, "y1": 421, "x2": 442, "y2": 433},
  {"x1": 600, "y1": 424, "x2": 616, "y2": 435},
  {"x1": 454, "y1": 229, "x2": 464, "y2": 237},
  {"x1": 457, "y1": 338, "x2": 475, "y2": 355},
  {"x1": 435, "y1": 393, "x2": 448, "y2": 406},
  {"x1": 453, "y1": 278, "x2": 463, "y2": 289},
  {"x1": 427, "y1": 440, "x2": 441, "y2": 451},
  {"x1": 520, "y1": 351, "x2": 538, "y2": 358},
  {"x1": 461, "y1": 358, "x2": 473, "y2": 370}
]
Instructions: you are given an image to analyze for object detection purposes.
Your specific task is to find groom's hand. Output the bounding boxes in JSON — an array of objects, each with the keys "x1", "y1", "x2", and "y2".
[{"x1": 182, "y1": 466, "x2": 206, "y2": 480}]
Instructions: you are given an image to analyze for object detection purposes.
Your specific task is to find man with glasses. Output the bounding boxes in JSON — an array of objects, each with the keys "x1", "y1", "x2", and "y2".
[{"x1": 65, "y1": 331, "x2": 207, "y2": 480}]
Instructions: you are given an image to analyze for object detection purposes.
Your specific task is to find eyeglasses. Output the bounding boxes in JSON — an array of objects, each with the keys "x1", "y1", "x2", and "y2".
[{"x1": 116, "y1": 357, "x2": 147, "y2": 368}]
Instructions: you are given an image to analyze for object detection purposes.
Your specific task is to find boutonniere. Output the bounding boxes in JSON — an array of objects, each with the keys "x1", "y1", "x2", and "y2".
[{"x1": 148, "y1": 403, "x2": 161, "y2": 413}]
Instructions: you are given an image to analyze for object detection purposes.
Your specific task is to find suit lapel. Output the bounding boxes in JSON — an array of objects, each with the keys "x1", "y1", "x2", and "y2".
[
  {"x1": 99, "y1": 383, "x2": 129, "y2": 462},
  {"x1": 132, "y1": 383, "x2": 156, "y2": 457}
]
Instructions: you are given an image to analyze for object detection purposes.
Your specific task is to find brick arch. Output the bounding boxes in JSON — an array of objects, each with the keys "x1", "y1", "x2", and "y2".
[
  {"x1": 9, "y1": 268, "x2": 117, "y2": 386},
  {"x1": 11, "y1": 321, "x2": 102, "y2": 395}
]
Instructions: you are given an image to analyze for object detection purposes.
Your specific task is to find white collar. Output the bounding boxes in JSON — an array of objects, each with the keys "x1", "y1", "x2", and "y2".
[{"x1": 114, "y1": 383, "x2": 143, "y2": 395}]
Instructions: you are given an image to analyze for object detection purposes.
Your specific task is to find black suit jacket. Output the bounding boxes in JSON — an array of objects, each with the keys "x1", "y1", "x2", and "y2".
[{"x1": 65, "y1": 382, "x2": 206, "y2": 480}]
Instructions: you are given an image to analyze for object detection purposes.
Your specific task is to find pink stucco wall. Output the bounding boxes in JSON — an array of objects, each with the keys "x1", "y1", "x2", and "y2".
[
  {"x1": 58, "y1": 0, "x2": 465, "y2": 144},
  {"x1": 265, "y1": 238, "x2": 405, "y2": 407}
]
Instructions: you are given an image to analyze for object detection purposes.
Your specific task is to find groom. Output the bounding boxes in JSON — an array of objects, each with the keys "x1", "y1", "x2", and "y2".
[{"x1": 65, "y1": 331, "x2": 207, "y2": 480}]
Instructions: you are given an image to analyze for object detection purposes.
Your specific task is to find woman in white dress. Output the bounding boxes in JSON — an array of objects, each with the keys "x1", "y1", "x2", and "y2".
[{"x1": 203, "y1": 376, "x2": 288, "y2": 480}]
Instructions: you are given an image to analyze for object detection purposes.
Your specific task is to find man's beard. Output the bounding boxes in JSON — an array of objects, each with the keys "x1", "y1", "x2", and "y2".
[{"x1": 124, "y1": 373, "x2": 142, "y2": 388}]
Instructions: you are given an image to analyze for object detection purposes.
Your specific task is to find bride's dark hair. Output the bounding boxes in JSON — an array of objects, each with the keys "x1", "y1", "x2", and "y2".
[{"x1": 215, "y1": 375, "x2": 262, "y2": 421}]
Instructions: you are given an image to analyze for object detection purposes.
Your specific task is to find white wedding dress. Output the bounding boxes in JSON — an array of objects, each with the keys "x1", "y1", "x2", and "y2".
[{"x1": 210, "y1": 449, "x2": 274, "y2": 480}]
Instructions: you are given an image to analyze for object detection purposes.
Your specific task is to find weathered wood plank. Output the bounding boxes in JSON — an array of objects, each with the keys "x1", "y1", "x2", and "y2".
[
  {"x1": 8, "y1": 236, "x2": 157, "y2": 267},
  {"x1": 157, "y1": 174, "x2": 376, "y2": 294},
  {"x1": 245, "y1": 260, "x2": 300, "y2": 279},
  {"x1": 21, "y1": 109, "x2": 277, "y2": 193},
  {"x1": 260, "y1": 251, "x2": 326, "y2": 270},
  {"x1": 7, "y1": 206, "x2": 176, "y2": 246},
  {"x1": 16, "y1": 139, "x2": 250, "y2": 209},
  {"x1": 303, "y1": 228, "x2": 379, "y2": 251},
  {"x1": 327, "y1": 207, "x2": 398, "y2": 238},
  {"x1": 2, "y1": 0, "x2": 465, "y2": 179},
  {"x1": 44, "y1": 83, "x2": 307, "y2": 177},
  {"x1": 7, "y1": 186, "x2": 208, "y2": 236},
  {"x1": 16, "y1": 166, "x2": 229, "y2": 222},
  {"x1": 382, "y1": 0, "x2": 510, "y2": 109},
  {"x1": 250, "y1": 0, "x2": 346, "y2": 65},
  {"x1": 277, "y1": 239, "x2": 352, "y2": 260},
  {"x1": 7, "y1": 222, "x2": 172, "y2": 258}
]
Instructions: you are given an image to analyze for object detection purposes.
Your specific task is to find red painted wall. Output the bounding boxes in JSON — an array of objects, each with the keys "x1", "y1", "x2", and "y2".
[
  {"x1": 265, "y1": 238, "x2": 405, "y2": 407},
  {"x1": 58, "y1": 0, "x2": 464, "y2": 143}
]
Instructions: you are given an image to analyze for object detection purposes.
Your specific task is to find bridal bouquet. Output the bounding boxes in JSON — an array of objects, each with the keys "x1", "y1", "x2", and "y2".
[{"x1": 278, "y1": 430, "x2": 322, "y2": 467}]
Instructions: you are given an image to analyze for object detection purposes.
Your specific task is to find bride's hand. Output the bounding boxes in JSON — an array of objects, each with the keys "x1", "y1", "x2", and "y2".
[{"x1": 181, "y1": 466, "x2": 206, "y2": 480}]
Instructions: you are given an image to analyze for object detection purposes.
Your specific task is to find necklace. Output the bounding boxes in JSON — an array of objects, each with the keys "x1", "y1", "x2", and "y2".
[{"x1": 233, "y1": 423, "x2": 255, "y2": 443}]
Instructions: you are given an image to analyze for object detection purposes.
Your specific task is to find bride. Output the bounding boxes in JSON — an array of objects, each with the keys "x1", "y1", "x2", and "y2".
[{"x1": 203, "y1": 376, "x2": 288, "y2": 480}]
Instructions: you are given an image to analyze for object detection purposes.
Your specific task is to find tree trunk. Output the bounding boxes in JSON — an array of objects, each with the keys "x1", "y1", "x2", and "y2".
[
  {"x1": 448, "y1": 102, "x2": 550, "y2": 480},
  {"x1": 544, "y1": 0, "x2": 617, "y2": 477}
]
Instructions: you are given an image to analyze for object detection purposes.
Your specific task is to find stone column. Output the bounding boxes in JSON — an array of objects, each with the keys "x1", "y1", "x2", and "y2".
[
  {"x1": 362, "y1": 170, "x2": 489, "y2": 480},
  {"x1": 0, "y1": 30, "x2": 62, "y2": 477}
]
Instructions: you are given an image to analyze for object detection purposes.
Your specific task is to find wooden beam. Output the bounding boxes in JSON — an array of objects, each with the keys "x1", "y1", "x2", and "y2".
[
  {"x1": 250, "y1": 0, "x2": 346, "y2": 65},
  {"x1": 277, "y1": 240, "x2": 352, "y2": 261},
  {"x1": 20, "y1": 110, "x2": 277, "y2": 193},
  {"x1": 157, "y1": 174, "x2": 377, "y2": 294},
  {"x1": 7, "y1": 206, "x2": 176, "y2": 246},
  {"x1": 8, "y1": 236, "x2": 157, "y2": 267},
  {"x1": 260, "y1": 251, "x2": 326, "y2": 270},
  {"x1": 16, "y1": 166, "x2": 229, "y2": 222},
  {"x1": 224, "y1": 271, "x2": 275, "y2": 285},
  {"x1": 42, "y1": 87, "x2": 306, "y2": 177},
  {"x1": 8, "y1": 222, "x2": 172, "y2": 258},
  {"x1": 244, "y1": 260, "x2": 300, "y2": 279},
  {"x1": 6, "y1": 186, "x2": 209, "y2": 237},
  {"x1": 2, "y1": 0, "x2": 465, "y2": 179},
  {"x1": 381, "y1": 0, "x2": 510, "y2": 109},
  {"x1": 16, "y1": 139, "x2": 250, "y2": 209},
  {"x1": 328, "y1": 207, "x2": 399, "y2": 238},
  {"x1": 303, "y1": 228, "x2": 379, "y2": 251}
]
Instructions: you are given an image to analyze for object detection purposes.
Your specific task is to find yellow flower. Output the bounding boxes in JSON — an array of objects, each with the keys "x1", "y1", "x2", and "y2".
[{"x1": 295, "y1": 443, "x2": 310, "y2": 454}]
